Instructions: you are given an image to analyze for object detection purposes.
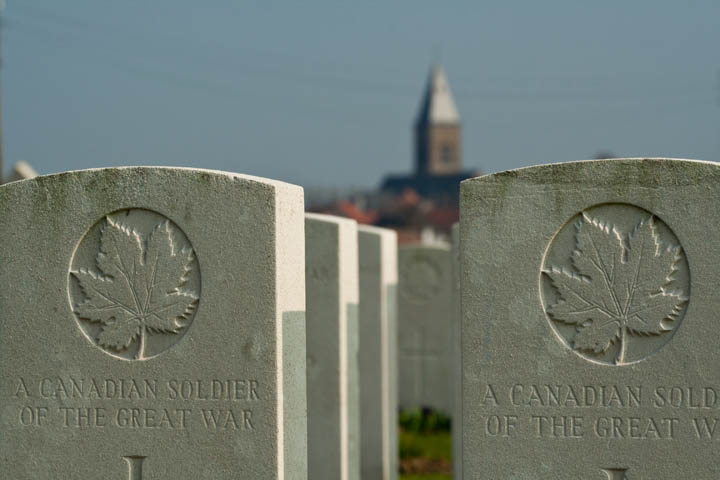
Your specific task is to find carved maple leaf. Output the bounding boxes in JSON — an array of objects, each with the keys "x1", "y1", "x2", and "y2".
[
  {"x1": 72, "y1": 216, "x2": 198, "y2": 359},
  {"x1": 545, "y1": 213, "x2": 687, "y2": 365}
]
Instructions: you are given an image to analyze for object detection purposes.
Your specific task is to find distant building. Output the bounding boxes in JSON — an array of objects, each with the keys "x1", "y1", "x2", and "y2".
[
  {"x1": 310, "y1": 64, "x2": 479, "y2": 243},
  {"x1": 377, "y1": 65, "x2": 479, "y2": 242},
  {"x1": 380, "y1": 64, "x2": 478, "y2": 205}
]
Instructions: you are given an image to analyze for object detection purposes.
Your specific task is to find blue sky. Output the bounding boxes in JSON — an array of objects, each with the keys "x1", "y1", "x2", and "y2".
[{"x1": 4, "y1": 1, "x2": 719, "y2": 188}]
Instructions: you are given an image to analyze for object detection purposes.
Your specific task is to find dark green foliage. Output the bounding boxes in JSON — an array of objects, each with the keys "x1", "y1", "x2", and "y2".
[{"x1": 398, "y1": 408, "x2": 451, "y2": 433}]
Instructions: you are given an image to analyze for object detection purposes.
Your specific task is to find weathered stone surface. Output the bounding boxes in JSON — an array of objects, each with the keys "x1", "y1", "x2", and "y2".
[
  {"x1": 397, "y1": 244, "x2": 453, "y2": 413},
  {"x1": 450, "y1": 223, "x2": 462, "y2": 480},
  {"x1": 461, "y1": 159, "x2": 714, "y2": 479},
  {"x1": 0, "y1": 167, "x2": 307, "y2": 479},
  {"x1": 358, "y1": 225, "x2": 398, "y2": 480},
  {"x1": 305, "y1": 213, "x2": 359, "y2": 480}
]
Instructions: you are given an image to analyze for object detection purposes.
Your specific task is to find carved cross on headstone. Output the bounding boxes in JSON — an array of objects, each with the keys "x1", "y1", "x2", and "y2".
[
  {"x1": 400, "y1": 327, "x2": 439, "y2": 399},
  {"x1": 123, "y1": 456, "x2": 146, "y2": 480},
  {"x1": 601, "y1": 467, "x2": 628, "y2": 480}
]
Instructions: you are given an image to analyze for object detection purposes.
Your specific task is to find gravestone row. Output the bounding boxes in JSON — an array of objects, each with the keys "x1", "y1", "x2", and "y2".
[
  {"x1": 2, "y1": 158, "x2": 708, "y2": 479},
  {"x1": 0, "y1": 168, "x2": 400, "y2": 480}
]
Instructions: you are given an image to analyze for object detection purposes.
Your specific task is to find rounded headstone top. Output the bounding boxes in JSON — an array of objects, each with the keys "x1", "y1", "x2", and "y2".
[
  {"x1": 461, "y1": 158, "x2": 718, "y2": 188},
  {"x1": 0, "y1": 166, "x2": 303, "y2": 197}
]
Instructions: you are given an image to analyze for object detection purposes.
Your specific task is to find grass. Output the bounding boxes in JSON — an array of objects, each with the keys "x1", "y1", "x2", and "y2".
[
  {"x1": 399, "y1": 431, "x2": 451, "y2": 461},
  {"x1": 399, "y1": 430, "x2": 452, "y2": 480},
  {"x1": 398, "y1": 409, "x2": 453, "y2": 479},
  {"x1": 401, "y1": 475, "x2": 451, "y2": 480}
]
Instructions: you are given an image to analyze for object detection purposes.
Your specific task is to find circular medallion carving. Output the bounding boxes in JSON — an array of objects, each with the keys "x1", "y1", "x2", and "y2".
[
  {"x1": 400, "y1": 253, "x2": 442, "y2": 305},
  {"x1": 540, "y1": 203, "x2": 689, "y2": 366},
  {"x1": 68, "y1": 209, "x2": 200, "y2": 360}
]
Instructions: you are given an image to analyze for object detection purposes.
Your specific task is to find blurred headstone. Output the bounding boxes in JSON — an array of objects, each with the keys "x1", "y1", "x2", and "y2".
[
  {"x1": 4, "y1": 160, "x2": 38, "y2": 183},
  {"x1": 397, "y1": 244, "x2": 453, "y2": 414},
  {"x1": 358, "y1": 225, "x2": 398, "y2": 480},
  {"x1": 451, "y1": 223, "x2": 463, "y2": 480},
  {"x1": 305, "y1": 213, "x2": 360, "y2": 480}
]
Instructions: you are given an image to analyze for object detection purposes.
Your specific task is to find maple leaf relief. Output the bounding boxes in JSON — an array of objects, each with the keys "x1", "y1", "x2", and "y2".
[
  {"x1": 545, "y1": 213, "x2": 687, "y2": 365},
  {"x1": 72, "y1": 216, "x2": 198, "y2": 359}
]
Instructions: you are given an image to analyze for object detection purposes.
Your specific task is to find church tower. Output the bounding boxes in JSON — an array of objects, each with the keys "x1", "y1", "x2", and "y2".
[{"x1": 414, "y1": 64, "x2": 461, "y2": 176}]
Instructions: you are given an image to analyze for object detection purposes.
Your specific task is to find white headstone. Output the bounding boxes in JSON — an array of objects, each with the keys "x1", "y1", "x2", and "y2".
[
  {"x1": 0, "y1": 167, "x2": 307, "y2": 479},
  {"x1": 451, "y1": 223, "x2": 463, "y2": 480},
  {"x1": 397, "y1": 244, "x2": 453, "y2": 414},
  {"x1": 358, "y1": 225, "x2": 398, "y2": 480},
  {"x1": 305, "y1": 213, "x2": 360, "y2": 480},
  {"x1": 461, "y1": 159, "x2": 709, "y2": 478}
]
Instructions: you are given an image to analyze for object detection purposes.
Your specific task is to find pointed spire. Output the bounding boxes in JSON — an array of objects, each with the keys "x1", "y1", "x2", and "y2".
[{"x1": 415, "y1": 64, "x2": 460, "y2": 126}]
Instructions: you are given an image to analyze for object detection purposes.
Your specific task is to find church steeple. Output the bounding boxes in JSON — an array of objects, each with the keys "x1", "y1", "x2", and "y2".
[{"x1": 414, "y1": 64, "x2": 462, "y2": 176}]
